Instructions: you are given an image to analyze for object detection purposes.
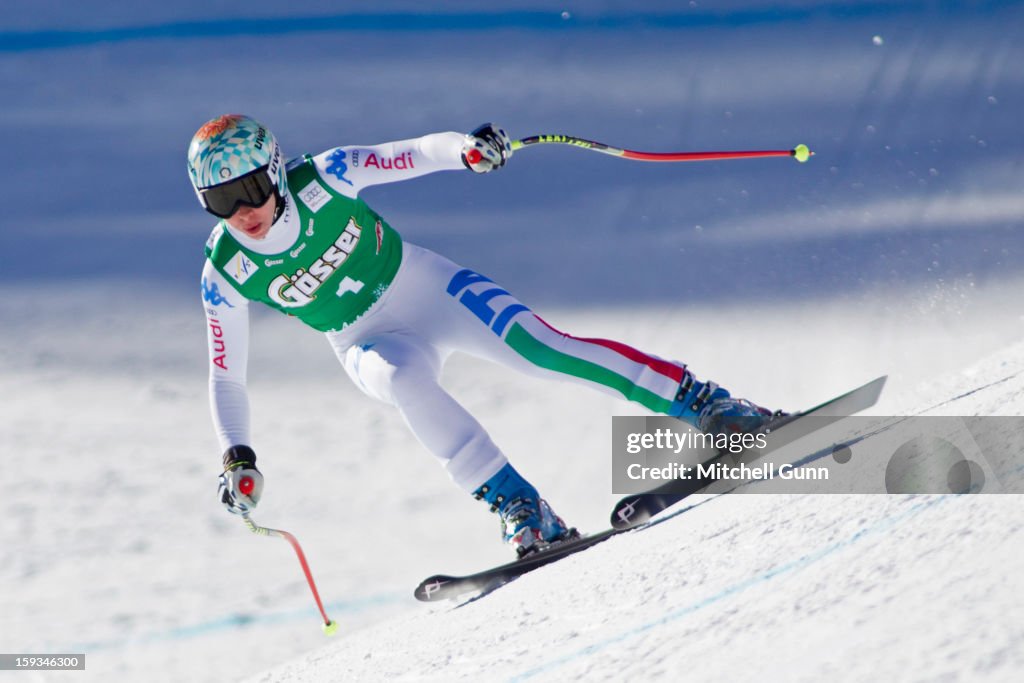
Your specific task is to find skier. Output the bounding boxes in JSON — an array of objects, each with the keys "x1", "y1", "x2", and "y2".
[{"x1": 189, "y1": 114, "x2": 778, "y2": 557}]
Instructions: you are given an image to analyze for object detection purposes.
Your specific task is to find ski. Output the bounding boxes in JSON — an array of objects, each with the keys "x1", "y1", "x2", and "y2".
[
  {"x1": 414, "y1": 376, "x2": 886, "y2": 602},
  {"x1": 415, "y1": 528, "x2": 623, "y2": 602},
  {"x1": 611, "y1": 376, "x2": 888, "y2": 530}
]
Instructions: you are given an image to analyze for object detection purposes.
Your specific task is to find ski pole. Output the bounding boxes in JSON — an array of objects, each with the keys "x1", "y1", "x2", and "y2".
[
  {"x1": 509, "y1": 134, "x2": 813, "y2": 163},
  {"x1": 240, "y1": 505, "x2": 338, "y2": 635}
]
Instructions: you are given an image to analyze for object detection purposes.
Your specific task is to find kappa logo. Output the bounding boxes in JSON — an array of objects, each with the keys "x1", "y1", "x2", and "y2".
[
  {"x1": 226, "y1": 251, "x2": 258, "y2": 285},
  {"x1": 298, "y1": 179, "x2": 331, "y2": 213},
  {"x1": 201, "y1": 277, "x2": 234, "y2": 308},
  {"x1": 325, "y1": 148, "x2": 354, "y2": 186}
]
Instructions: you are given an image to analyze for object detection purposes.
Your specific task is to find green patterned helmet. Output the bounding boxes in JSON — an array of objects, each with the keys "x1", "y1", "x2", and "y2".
[{"x1": 187, "y1": 114, "x2": 286, "y2": 218}]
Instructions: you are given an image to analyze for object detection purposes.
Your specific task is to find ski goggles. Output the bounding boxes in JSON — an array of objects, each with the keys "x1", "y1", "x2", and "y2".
[{"x1": 197, "y1": 166, "x2": 276, "y2": 219}]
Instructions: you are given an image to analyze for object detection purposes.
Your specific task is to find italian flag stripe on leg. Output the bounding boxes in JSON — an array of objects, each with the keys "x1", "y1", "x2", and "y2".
[
  {"x1": 504, "y1": 316, "x2": 683, "y2": 415},
  {"x1": 531, "y1": 315, "x2": 686, "y2": 384}
]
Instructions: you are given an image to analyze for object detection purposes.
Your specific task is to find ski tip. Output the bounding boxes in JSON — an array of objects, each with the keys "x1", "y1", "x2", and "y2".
[
  {"x1": 837, "y1": 375, "x2": 888, "y2": 401},
  {"x1": 866, "y1": 375, "x2": 888, "y2": 395},
  {"x1": 610, "y1": 498, "x2": 651, "y2": 529},
  {"x1": 414, "y1": 575, "x2": 458, "y2": 602}
]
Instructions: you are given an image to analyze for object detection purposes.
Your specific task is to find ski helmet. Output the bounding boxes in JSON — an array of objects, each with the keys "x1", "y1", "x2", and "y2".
[{"x1": 187, "y1": 114, "x2": 287, "y2": 218}]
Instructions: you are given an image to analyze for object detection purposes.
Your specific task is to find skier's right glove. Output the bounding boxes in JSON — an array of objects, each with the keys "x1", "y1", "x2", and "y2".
[
  {"x1": 461, "y1": 123, "x2": 513, "y2": 173},
  {"x1": 218, "y1": 445, "x2": 264, "y2": 515}
]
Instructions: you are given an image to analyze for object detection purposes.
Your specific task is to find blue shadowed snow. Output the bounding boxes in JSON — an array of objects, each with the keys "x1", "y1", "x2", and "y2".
[
  {"x1": 1, "y1": 2, "x2": 1017, "y2": 52},
  {"x1": 1, "y1": 1, "x2": 1021, "y2": 306},
  {"x1": 53, "y1": 592, "x2": 405, "y2": 653}
]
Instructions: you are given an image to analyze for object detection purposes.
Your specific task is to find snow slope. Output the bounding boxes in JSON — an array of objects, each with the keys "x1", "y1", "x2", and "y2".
[
  {"x1": 2, "y1": 288, "x2": 1022, "y2": 683},
  {"x1": 249, "y1": 343, "x2": 1024, "y2": 683},
  {"x1": 1, "y1": 2, "x2": 1022, "y2": 681}
]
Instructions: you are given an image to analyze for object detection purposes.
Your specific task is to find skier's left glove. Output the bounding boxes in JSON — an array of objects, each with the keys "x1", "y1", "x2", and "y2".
[
  {"x1": 461, "y1": 123, "x2": 513, "y2": 173},
  {"x1": 218, "y1": 445, "x2": 264, "y2": 515}
]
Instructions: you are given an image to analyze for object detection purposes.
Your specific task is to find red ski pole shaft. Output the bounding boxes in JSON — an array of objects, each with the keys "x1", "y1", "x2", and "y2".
[
  {"x1": 242, "y1": 512, "x2": 338, "y2": 635},
  {"x1": 511, "y1": 134, "x2": 813, "y2": 163}
]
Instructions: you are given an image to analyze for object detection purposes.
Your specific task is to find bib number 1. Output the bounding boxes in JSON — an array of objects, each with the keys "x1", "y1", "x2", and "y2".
[{"x1": 336, "y1": 276, "x2": 365, "y2": 297}]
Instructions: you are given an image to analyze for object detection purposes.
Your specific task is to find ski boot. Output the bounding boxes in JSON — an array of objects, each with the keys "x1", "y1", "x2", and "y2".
[
  {"x1": 474, "y1": 463, "x2": 579, "y2": 558},
  {"x1": 670, "y1": 370, "x2": 782, "y2": 436}
]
